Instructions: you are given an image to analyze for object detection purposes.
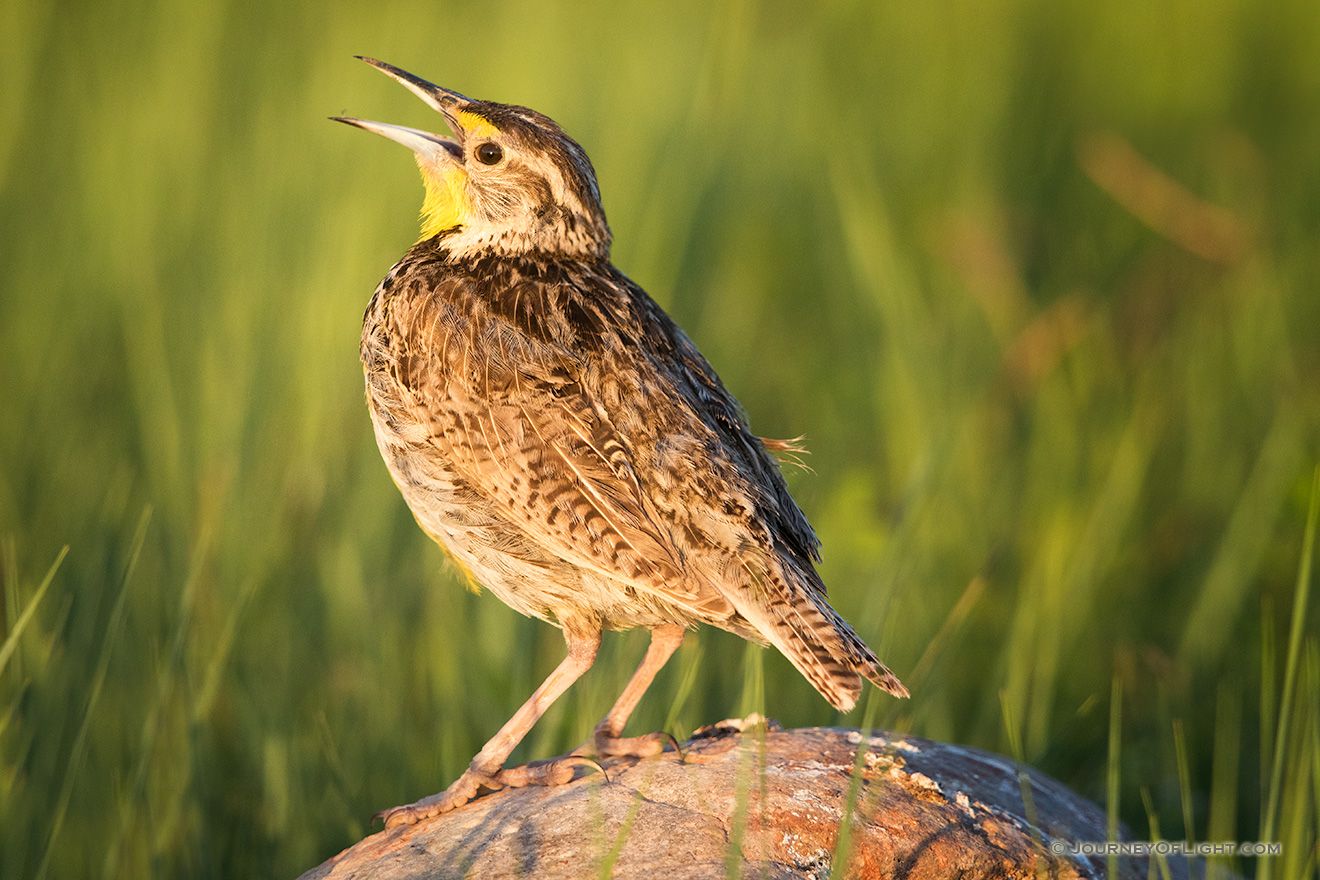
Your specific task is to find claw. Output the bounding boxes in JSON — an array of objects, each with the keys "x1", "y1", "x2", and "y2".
[{"x1": 575, "y1": 755, "x2": 610, "y2": 784}]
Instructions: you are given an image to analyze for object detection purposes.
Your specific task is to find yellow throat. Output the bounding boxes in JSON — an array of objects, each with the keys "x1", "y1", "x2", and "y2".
[
  {"x1": 417, "y1": 111, "x2": 499, "y2": 240},
  {"x1": 418, "y1": 161, "x2": 467, "y2": 240}
]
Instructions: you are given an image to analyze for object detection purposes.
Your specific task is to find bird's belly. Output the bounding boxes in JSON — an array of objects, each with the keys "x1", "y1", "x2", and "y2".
[{"x1": 368, "y1": 406, "x2": 683, "y2": 633}]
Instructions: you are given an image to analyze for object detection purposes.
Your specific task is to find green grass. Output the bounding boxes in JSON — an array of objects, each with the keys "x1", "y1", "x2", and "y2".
[{"x1": 2, "y1": 0, "x2": 1319, "y2": 877}]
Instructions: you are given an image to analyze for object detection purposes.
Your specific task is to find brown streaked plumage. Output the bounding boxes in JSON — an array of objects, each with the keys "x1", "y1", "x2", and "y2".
[{"x1": 335, "y1": 57, "x2": 907, "y2": 828}]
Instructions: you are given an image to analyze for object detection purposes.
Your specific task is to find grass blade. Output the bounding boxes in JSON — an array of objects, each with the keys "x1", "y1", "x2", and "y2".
[
  {"x1": 1260, "y1": 465, "x2": 1319, "y2": 863},
  {"x1": 0, "y1": 545, "x2": 68, "y2": 679},
  {"x1": 1107, "y1": 676, "x2": 1122, "y2": 879},
  {"x1": 35, "y1": 508, "x2": 151, "y2": 880}
]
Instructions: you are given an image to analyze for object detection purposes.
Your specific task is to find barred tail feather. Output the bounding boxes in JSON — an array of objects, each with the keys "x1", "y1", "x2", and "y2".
[
  {"x1": 768, "y1": 611, "x2": 864, "y2": 711},
  {"x1": 746, "y1": 567, "x2": 908, "y2": 711}
]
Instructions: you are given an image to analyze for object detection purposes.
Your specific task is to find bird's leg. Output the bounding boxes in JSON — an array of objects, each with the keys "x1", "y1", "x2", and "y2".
[
  {"x1": 576, "y1": 624, "x2": 685, "y2": 759},
  {"x1": 378, "y1": 631, "x2": 602, "y2": 828}
]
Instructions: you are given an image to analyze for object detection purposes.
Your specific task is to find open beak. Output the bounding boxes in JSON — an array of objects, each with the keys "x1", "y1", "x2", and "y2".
[{"x1": 332, "y1": 57, "x2": 473, "y2": 164}]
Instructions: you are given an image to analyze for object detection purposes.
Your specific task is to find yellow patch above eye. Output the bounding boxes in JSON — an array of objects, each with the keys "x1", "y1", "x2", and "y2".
[
  {"x1": 455, "y1": 110, "x2": 500, "y2": 140},
  {"x1": 417, "y1": 158, "x2": 468, "y2": 240}
]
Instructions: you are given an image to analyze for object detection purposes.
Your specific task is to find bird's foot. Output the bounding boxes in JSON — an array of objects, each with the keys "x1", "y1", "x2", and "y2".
[
  {"x1": 573, "y1": 725, "x2": 683, "y2": 760},
  {"x1": 375, "y1": 771, "x2": 484, "y2": 828},
  {"x1": 375, "y1": 755, "x2": 603, "y2": 828}
]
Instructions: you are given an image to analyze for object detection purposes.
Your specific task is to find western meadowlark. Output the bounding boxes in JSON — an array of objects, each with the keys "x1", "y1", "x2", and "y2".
[{"x1": 334, "y1": 57, "x2": 908, "y2": 828}]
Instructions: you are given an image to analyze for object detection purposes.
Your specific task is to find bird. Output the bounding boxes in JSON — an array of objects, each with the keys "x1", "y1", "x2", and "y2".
[{"x1": 334, "y1": 57, "x2": 908, "y2": 828}]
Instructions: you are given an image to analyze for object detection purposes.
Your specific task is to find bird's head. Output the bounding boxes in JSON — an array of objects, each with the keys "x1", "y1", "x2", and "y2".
[{"x1": 335, "y1": 58, "x2": 611, "y2": 260}]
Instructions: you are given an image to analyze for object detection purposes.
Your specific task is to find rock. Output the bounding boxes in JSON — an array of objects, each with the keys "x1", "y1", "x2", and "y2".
[{"x1": 298, "y1": 721, "x2": 1190, "y2": 880}]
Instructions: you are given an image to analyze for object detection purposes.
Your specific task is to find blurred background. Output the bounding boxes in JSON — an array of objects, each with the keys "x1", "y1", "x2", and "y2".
[{"x1": 2, "y1": 0, "x2": 1319, "y2": 876}]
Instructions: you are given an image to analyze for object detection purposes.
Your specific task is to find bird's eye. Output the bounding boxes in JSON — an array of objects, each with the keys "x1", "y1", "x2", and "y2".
[{"x1": 475, "y1": 142, "x2": 503, "y2": 165}]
